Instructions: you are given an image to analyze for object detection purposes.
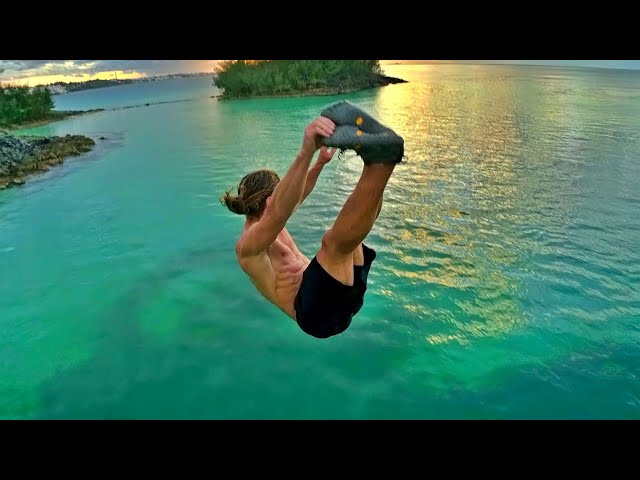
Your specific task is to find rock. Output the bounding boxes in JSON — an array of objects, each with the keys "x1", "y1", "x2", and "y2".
[
  {"x1": 99, "y1": 136, "x2": 107, "y2": 140},
  {"x1": 0, "y1": 133, "x2": 95, "y2": 188}
]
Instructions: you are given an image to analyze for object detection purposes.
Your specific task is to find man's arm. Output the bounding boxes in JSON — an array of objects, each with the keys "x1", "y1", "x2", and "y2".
[
  {"x1": 239, "y1": 117, "x2": 335, "y2": 258},
  {"x1": 299, "y1": 146, "x2": 337, "y2": 205}
]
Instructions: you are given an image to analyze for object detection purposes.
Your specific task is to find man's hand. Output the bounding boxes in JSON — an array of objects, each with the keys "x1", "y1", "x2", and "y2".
[
  {"x1": 301, "y1": 117, "x2": 335, "y2": 157},
  {"x1": 317, "y1": 146, "x2": 337, "y2": 166}
]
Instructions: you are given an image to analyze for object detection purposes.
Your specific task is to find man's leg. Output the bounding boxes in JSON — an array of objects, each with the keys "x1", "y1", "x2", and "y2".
[
  {"x1": 352, "y1": 196, "x2": 383, "y2": 267},
  {"x1": 317, "y1": 164, "x2": 394, "y2": 285}
]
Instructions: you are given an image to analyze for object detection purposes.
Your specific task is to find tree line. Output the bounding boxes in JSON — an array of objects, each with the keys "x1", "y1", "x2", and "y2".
[
  {"x1": 0, "y1": 85, "x2": 55, "y2": 127},
  {"x1": 214, "y1": 60, "x2": 385, "y2": 98}
]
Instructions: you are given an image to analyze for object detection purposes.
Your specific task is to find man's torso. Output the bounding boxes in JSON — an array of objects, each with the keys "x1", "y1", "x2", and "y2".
[{"x1": 237, "y1": 228, "x2": 310, "y2": 319}]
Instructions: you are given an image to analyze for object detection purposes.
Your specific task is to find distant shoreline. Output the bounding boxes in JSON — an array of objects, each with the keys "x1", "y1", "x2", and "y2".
[{"x1": 42, "y1": 73, "x2": 212, "y2": 95}]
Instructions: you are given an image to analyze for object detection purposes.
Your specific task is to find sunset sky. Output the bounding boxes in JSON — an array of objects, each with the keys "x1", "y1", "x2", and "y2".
[{"x1": 1, "y1": 60, "x2": 639, "y2": 87}]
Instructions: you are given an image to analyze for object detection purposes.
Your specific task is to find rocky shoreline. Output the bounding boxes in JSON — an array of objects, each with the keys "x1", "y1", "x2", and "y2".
[{"x1": 0, "y1": 134, "x2": 96, "y2": 190}]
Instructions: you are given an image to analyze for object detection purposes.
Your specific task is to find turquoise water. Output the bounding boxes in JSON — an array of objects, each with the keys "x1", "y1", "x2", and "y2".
[{"x1": 1, "y1": 65, "x2": 639, "y2": 419}]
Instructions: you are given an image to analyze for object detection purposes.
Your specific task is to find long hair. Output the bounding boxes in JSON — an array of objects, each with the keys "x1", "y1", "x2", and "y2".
[{"x1": 221, "y1": 169, "x2": 280, "y2": 217}]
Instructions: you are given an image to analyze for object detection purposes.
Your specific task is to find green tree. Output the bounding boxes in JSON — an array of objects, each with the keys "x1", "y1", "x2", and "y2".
[{"x1": 0, "y1": 84, "x2": 56, "y2": 127}]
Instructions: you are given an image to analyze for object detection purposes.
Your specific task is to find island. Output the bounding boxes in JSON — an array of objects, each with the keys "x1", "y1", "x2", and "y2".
[
  {"x1": 0, "y1": 84, "x2": 96, "y2": 190},
  {"x1": 213, "y1": 60, "x2": 407, "y2": 100}
]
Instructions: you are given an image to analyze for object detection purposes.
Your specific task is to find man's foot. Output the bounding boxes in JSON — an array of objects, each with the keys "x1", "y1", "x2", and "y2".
[
  {"x1": 321, "y1": 100, "x2": 384, "y2": 132},
  {"x1": 320, "y1": 101, "x2": 404, "y2": 165}
]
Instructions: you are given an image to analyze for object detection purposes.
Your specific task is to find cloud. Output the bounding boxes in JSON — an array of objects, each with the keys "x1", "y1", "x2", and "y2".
[{"x1": 1, "y1": 60, "x2": 63, "y2": 71}]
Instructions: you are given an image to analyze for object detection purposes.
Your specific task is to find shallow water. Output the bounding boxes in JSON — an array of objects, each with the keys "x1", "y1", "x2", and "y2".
[{"x1": 1, "y1": 64, "x2": 639, "y2": 419}]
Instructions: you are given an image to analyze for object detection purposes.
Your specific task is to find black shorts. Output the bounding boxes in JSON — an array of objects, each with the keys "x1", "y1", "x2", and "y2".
[{"x1": 294, "y1": 244, "x2": 376, "y2": 339}]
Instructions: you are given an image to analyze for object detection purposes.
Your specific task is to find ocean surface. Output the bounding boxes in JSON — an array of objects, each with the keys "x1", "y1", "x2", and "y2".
[{"x1": 1, "y1": 66, "x2": 639, "y2": 419}]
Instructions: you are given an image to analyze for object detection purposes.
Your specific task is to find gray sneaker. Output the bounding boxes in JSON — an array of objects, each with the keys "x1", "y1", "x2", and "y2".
[{"x1": 320, "y1": 100, "x2": 404, "y2": 165}]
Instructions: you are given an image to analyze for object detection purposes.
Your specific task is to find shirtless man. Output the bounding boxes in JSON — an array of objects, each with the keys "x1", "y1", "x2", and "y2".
[{"x1": 221, "y1": 116, "x2": 396, "y2": 338}]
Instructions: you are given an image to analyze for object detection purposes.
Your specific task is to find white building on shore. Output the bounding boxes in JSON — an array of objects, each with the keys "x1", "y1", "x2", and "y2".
[{"x1": 46, "y1": 85, "x2": 68, "y2": 95}]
